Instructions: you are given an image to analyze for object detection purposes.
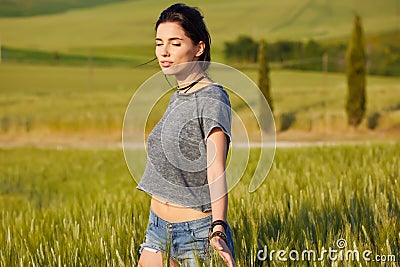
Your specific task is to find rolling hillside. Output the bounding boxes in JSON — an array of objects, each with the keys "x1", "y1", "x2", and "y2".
[
  {"x1": 0, "y1": 0, "x2": 398, "y2": 54},
  {"x1": 0, "y1": 0, "x2": 129, "y2": 17}
]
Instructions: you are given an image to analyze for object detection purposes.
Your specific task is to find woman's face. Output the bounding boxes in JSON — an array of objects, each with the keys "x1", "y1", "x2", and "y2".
[{"x1": 155, "y1": 22, "x2": 204, "y2": 70}]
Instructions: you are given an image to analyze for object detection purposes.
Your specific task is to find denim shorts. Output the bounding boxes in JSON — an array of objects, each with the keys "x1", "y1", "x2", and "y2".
[{"x1": 139, "y1": 209, "x2": 235, "y2": 266}]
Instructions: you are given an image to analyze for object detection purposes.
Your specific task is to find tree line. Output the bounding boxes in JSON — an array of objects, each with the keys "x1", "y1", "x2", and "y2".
[{"x1": 224, "y1": 32, "x2": 400, "y2": 76}]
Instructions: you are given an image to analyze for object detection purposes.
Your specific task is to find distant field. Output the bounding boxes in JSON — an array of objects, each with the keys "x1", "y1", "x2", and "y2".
[
  {"x1": 0, "y1": 63, "x2": 154, "y2": 139},
  {"x1": 0, "y1": 0, "x2": 128, "y2": 17},
  {"x1": 0, "y1": 62, "x2": 399, "y2": 145},
  {"x1": 1, "y1": 144, "x2": 399, "y2": 265},
  {"x1": 0, "y1": 0, "x2": 398, "y2": 56},
  {"x1": 1, "y1": 46, "x2": 139, "y2": 67}
]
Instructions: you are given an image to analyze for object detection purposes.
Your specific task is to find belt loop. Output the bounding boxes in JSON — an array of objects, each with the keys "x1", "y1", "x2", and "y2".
[{"x1": 152, "y1": 210, "x2": 158, "y2": 227}]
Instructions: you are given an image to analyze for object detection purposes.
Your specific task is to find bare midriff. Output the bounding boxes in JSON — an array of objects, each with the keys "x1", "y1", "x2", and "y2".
[{"x1": 151, "y1": 196, "x2": 211, "y2": 222}]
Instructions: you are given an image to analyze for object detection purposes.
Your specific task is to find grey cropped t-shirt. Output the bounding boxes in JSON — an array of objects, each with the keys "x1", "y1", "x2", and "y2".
[{"x1": 137, "y1": 83, "x2": 232, "y2": 212}]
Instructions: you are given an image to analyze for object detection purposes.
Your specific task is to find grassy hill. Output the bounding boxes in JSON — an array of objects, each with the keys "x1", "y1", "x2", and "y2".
[
  {"x1": 0, "y1": 0, "x2": 399, "y2": 144},
  {"x1": 0, "y1": 0, "x2": 129, "y2": 17},
  {"x1": 1, "y1": 62, "x2": 399, "y2": 145},
  {"x1": 0, "y1": 0, "x2": 398, "y2": 59}
]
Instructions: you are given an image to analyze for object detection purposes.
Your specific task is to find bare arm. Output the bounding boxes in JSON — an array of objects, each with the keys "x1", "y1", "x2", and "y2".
[
  {"x1": 207, "y1": 127, "x2": 228, "y2": 223},
  {"x1": 207, "y1": 127, "x2": 236, "y2": 267}
]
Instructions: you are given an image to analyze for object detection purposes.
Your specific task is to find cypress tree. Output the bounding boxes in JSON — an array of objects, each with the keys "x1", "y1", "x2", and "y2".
[
  {"x1": 258, "y1": 39, "x2": 273, "y2": 131},
  {"x1": 345, "y1": 15, "x2": 366, "y2": 127}
]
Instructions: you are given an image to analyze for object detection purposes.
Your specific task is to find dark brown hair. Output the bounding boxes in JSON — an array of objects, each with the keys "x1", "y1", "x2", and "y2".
[{"x1": 156, "y1": 3, "x2": 211, "y2": 62}]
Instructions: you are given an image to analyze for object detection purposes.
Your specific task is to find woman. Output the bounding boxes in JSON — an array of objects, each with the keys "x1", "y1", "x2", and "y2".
[{"x1": 137, "y1": 3, "x2": 236, "y2": 267}]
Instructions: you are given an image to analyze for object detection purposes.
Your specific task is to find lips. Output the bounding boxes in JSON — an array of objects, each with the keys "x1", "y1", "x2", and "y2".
[{"x1": 160, "y1": 61, "x2": 173, "y2": 68}]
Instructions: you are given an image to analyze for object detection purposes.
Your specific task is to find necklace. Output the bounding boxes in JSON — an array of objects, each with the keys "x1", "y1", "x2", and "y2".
[{"x1": 177, "y1": 75, "x2": 207, "y2": 94}]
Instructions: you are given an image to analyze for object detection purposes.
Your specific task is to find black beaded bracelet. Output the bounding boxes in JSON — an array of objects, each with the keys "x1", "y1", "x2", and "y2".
[
  {"x1": 208, "y1": 230, "x2": 228, "y2": 244},
  {"x1": 210, "y1": 220, "x2": 227, "y2": 232}
]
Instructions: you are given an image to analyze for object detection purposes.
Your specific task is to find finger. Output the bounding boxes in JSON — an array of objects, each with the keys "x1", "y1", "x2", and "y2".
[
  {"x1": 224, "y1": 257, "x2": 232, "y2": 267},
  {"x1": 217, "y1": 249, "x2": 235, "y2": 267},
  {"x1": 225, "y1": 255, "x2": 235, "y2": 267},
  {"x1": 211, "y1": 239, "x2": 224, "y2": 250},
  {"x1": 218, "y1": 251, "x2": 231, "y2": 262},
  {"x1": 211, "y1": 242, "x2": 223, "y2": 251}
]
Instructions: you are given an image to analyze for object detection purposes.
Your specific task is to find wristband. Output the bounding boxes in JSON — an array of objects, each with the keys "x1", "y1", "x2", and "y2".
[
  {"x1": 208, "y1": 230, "x2": 228, "y2": 244},
  {"x1": 210, "y1": 220, "x2": 227, "y2": 232}
]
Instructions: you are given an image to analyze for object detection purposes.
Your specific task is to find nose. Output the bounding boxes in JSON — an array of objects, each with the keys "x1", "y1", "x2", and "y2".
[{"x1": 160, "y1": 44, "x2": 170, "y2": 57}]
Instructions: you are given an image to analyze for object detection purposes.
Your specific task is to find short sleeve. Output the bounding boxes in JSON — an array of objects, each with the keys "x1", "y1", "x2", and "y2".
[{"x1": 198, "y1": 86, "x2": 232, "y2": 144}]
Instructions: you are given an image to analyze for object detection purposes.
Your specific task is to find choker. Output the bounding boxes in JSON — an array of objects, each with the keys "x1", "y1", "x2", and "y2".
[{"x1": 177, "y1": 75, "x2": 207, "y2": 94}]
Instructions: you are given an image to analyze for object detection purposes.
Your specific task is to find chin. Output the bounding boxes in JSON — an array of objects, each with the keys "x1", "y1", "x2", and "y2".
[
  {"x1": 161, "y1": 63, "x2": 186, "y2": 76},
  {"x1": 161, "y1": 65, "x2": 176, "y2": 75},
  {"x1": 162, "y1": 62, "x2": 201, "y2": 77}
]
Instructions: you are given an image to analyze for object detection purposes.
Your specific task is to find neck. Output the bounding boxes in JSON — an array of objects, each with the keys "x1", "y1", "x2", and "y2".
[
  {"x1": 176, "y1": 72, "x2": 205, "y2": 87},
  {"x1": 176, "y1": 74, "x2": 207, "y2": 93},
  {"x1": 174, "y1": 62, "x2": 204, "y2": 87}
]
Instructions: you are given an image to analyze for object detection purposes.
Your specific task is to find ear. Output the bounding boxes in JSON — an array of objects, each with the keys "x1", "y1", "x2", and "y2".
[{"x1": 195, "y1": 41, "x2": 205, "y2": 57}]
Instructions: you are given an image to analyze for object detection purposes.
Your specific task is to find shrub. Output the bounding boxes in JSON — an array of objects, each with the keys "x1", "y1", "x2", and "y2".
[
  {"x1": 367, "y1": 112, "x2": 381, "y2": 130},
  {"x1": 280, "y1": 112, "x2": 296, "y2": 132}
]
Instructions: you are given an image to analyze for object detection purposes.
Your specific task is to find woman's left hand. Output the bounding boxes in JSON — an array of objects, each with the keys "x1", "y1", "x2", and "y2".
[{"x1": 210, "y1": 236, "x2": 236, "y2": 267}]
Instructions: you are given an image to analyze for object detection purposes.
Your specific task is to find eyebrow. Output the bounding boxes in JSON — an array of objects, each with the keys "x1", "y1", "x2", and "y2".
[{"x1": 155, "y1": 37, "x2": 184, "y2": 41}]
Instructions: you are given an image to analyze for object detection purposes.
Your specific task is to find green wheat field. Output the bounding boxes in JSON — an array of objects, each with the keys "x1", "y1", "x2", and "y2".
[{"x1": 1, "y1": 144, "x2": 399, "y2": 266}]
